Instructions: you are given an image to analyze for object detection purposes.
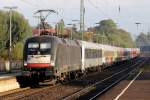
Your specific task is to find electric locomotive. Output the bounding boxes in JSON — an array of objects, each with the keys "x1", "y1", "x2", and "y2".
[{"x1": 23, "y1": 35, "x2": 82, "y2": 83}]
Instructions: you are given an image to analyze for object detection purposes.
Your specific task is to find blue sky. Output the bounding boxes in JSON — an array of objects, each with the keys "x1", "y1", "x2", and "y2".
[{"x1": 0, "y1": 0, "x2": 150, "y2": 39}]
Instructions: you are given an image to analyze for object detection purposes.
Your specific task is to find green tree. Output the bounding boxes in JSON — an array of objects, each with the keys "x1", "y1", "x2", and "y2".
[
  {"x1": 10, "y1": 11, "x2": 31, "y2": 44},
  {"x1": 12, "y1": 42, "x2": 23, "y2": 60},
  {"x1": 56, "y1": 19, "x2": 65, "y2": 35},
  {"x1": 0, "y1": 10, "x2": 9, "y2": 50},
  {"x1": 0, "y1": 10, "x2": 31, "y2": 60},
  {"x1": 94, "y1": 19, "x2": 135, "y2": 47},
  {"x1": 136, "y1": 32, "x2": 150, "y2": 47},
  {"x1": 99, "y1": 19, "x2": 116, "y2": 29}
]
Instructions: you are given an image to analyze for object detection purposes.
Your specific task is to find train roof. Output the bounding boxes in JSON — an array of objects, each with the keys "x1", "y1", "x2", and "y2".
[
  {"x1": 26, "y1": 35, "x2": 80, "y2": 47},
  {"x1": 26, "y1": 36, "x2": 139, "y2": 52},
  {"x1": 79, "y1": 40, "x2": 122, "y2": 51}
]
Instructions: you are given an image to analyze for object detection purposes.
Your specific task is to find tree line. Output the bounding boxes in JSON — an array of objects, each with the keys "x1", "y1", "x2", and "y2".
[
  {"x1": 0, "y1": 10, "x2": 31, "y2": 60},
  {"x1": 0, "y1": 10, "x2": 136, "y2": 60},
  {"x1": 136, "y1": 32, "x2": 150, "y2": 46},
  {"x1": 71, "y1": 19, "x2": 136, "y2": 48}
]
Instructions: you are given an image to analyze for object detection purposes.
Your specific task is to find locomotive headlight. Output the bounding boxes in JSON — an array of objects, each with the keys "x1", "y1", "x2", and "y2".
[
  {"x1": 51, "y1": 61, "x2": 55, "y2": 66},
  {"x1": 24, "y1": 61, "x2": 27, "y2": 66}
]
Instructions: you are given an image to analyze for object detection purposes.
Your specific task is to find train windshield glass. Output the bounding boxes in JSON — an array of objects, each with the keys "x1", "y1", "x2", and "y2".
[
  {"x1": 40, "y1": 43, "x2": 51, "y2": 55},
  {"x1": 28, "y1": 43, "x2": 39, "y2": 55}
]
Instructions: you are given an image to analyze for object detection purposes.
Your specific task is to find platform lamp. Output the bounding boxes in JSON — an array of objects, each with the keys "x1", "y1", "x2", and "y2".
[{"x1": 4, "y1": 6, "x2": 17, "y2": 72}]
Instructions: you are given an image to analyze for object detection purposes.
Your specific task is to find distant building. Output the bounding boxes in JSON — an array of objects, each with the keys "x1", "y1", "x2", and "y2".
[
  {"x1": 32, "y1": 28, "x2": 56, "y2": 36},
  {"x1": 140, "y1": 46, "x2": 150, "y2": 57},
  {"x1": 32, "y1": 28, "x2": 70, "y2": 38}
]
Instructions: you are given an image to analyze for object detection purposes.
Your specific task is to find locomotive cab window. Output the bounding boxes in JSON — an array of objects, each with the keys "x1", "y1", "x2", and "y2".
[
  {"x1": 40, "y1": 43, "x2": 51, "y2": 55},
  {"x1": 28, "y1": 43, "x2": 39, "y2": 55},
  {"x1": 28, "y1": 43, "x2": 39, "y2": 48}
]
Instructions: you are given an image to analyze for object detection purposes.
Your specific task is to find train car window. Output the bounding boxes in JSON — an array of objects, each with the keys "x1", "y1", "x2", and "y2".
[
  {"x1": 93, "y1": 49, "x2": 96, "y2": 58},
  {"x1": 85, "y1": 49, "x2": 102, "y2": 58},
  {"x1": 85, "y1": 49, "x2": 88, "y2": 58},
  {"x1": 85, "y1": 49, "x2": 89, "y2": 58},
  {"x1": 99, "y1": 49, "x2": 102, "y2": 57},
  {"x1": 90, "y1": 49, "x2": 92, "y2": 58},
  {"x1": 96, "y1": 50, "x2": 98, "y2": 57}
]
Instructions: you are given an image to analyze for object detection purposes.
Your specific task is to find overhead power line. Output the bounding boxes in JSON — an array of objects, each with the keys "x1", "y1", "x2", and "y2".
[
  {"x1": 20, "y1": 0, "x2": 39, "y2": 9},
  {"x1": 87, "y1": 0, "x2": 110, "y2": 19}
]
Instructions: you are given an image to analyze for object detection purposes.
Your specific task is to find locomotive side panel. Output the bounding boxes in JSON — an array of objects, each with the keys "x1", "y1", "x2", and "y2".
[{"x1": 54, "y1": 44, "x2": 82, "y2": 76}]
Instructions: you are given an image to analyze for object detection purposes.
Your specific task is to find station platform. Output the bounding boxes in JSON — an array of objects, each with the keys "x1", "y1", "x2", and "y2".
[
  {"x1": 0, "y1": 71, "x2": 22, "y2": 93},
  {"x1": 99, "y1": 72, "x2": 150, "y2": 100}
]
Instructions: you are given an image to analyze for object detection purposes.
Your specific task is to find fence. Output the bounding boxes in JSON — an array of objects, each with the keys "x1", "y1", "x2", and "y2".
[{"x1": 0, "y1": 60, "x2": 22, "y2": 72}]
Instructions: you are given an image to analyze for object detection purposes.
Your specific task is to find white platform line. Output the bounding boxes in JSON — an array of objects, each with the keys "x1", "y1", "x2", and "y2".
[{"x1": 114, "y1": 71, "x2": 142, "y2": 100}]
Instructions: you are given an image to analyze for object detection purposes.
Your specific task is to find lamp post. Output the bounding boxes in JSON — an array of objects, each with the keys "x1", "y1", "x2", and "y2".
[
  {"x1": 135, "y1": 22, "x2": 141, "y2": 30},
  {"x1": 80, "y1": 0, "x2": 85, "y2": 40},
  {"x1": 4, "y1": 6, "x2": 17, "y2": 72}
]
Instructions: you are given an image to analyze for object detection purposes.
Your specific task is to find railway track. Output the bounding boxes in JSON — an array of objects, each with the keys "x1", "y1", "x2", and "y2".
[
  {"x1": 0, "y1": 83, "x2": 66, "y2": 100},
  {"x1": 0, "y1": 58, "x2": 145, "y2": 100},
  {"x1": 62, "y1": 58, "x2": 147, "y2": 100}
]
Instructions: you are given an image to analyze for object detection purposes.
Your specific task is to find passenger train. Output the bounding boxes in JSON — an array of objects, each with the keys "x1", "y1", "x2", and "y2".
[{"x1": 23, "y1": 35, "x2": 140, "y2": 83}]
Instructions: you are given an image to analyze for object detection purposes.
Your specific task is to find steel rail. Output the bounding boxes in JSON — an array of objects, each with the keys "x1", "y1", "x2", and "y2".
[
  {"x1": 89, "y1": 60, "x2": 146, "y2": 100},
  {"x1": 62, "y1": 58, "x2": 146, "y2": 100}
]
